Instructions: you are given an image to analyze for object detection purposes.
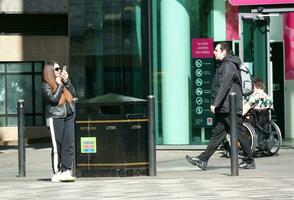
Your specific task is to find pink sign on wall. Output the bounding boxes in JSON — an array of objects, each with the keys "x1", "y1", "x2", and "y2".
[
  {"x1": 226, "y1": 1, "x2": 239, "y2": 40},
  {"x1": 229, "y1": 0, "x2": 294, "y2": 6},
  {"x1": 192, "y1": 38, "x2": 214, "y2": 58},
  {"x1": 284, "y1": 13, "x2": 294, "y2": 80}
]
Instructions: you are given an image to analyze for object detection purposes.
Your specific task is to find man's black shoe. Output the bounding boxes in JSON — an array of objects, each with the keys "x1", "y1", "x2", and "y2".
[
  {"x1": 186, "y1": 155, "x2": 207, "y2": 170},
  {"x1": 239, "y1": 160, "x2": 256, "y2": 169},
  {"x1": 239, "y1": 161, "x2": 247, "y2": 168}
]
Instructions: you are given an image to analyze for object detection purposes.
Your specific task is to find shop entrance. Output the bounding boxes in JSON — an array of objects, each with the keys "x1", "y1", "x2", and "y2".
[
  {"x1": 271, "y1": 42, "x2": 285, "y2": 137},
  {"x1": 239, "y1": 13, "x2": 285, "y2": 137}
]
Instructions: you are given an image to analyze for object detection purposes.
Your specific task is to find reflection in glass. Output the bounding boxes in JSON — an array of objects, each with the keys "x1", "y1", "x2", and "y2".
[
  {"x1": 0, "y1": 62, "x2": 45, "y2": 127},
  {"x1": 35, "y1": 75, "x2": 43, "y2": 113},
  {"x1": 190, "y1": 1, "x2": 212, "y2": 38},
  {"x1": 7, "y1": 117, "x2": 17, "y2": 126},
  {"x1": 69, "y1": 0, "x2": 144, "y2": 101},
  {"x1": 7, "y1": 63, "x2": 32, "y2": 73},
  {"x1": 0, "y1": 64, "x2": 4, "y2": 72},
  {"x1": 7, "y1": 75, "x2": 32, "y2": 114},
  {"x1": 34, "y1": 62, "x2": 43, "y2": 73},
  {"x1": 25, "y1": 116, "x2": 33, "y2": 126},
  {"x1": 0, "y1": 75, "x2": 5, "y2": 114},
  {"x1": 150, "y1": 0, "x2": 213, "y2": 144},
  {"x1": 35, "y1": 116, "x2": 45, "y2": 126}
]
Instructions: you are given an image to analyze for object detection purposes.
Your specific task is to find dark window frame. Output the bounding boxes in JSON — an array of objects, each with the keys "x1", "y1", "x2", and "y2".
[{"x1": 0, "y1": 61, "x2": 45, "y2": 127}]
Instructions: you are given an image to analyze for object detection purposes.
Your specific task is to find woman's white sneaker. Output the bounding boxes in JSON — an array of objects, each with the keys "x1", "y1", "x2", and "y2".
[
  {"x1": 51, "y1": 171, "x2": 61, "y2": 182},
  {"x1": 59, "y1": 170, "x2": 75, "y2": 182}
]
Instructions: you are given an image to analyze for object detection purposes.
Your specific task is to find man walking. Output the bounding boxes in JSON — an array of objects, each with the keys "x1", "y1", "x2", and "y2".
[{"x1": 186, "y1": 42, "x2": 255, "y2": 170}]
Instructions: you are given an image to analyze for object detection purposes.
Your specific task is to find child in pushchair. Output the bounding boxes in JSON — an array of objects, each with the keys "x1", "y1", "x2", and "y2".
[
  {"x1": 222, "y1": 78, "x2": 282, "y2": 157},
  {"x1": 242, "y1": 78, "x2": 273, "y2": 117}
]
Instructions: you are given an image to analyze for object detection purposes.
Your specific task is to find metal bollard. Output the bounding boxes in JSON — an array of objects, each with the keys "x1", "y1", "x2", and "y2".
[
  {"x1": 148, "y1": 95, "x2": 156, "y2": 176},
  {"x1": 17, "y1": 99, "x2": 26, "y2": 177},
  {"x1": 229, "y1": 93, "x2": 239, "y2": 176},
  {"x1": 72, "y1": 98, "x2": 78, "y2": 177}
]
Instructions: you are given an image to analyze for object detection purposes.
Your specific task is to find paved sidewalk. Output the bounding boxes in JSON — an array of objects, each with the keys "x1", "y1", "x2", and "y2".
[{"x1": 0, "y1": 144, "x2": 294, "y2": 199}]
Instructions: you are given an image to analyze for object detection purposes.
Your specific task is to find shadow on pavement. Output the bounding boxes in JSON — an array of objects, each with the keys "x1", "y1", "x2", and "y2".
[{"x1": 0, "y1": 142, "x2": 51, "y2": 151}]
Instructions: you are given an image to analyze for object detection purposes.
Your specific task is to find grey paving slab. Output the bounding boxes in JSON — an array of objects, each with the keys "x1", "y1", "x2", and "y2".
[{"x1": 0, "y1": 145, "x2": 294, "y2": 199}]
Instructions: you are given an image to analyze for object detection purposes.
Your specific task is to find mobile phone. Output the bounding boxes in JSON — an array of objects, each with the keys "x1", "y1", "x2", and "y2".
[{"x1": 62, "y1": 66, "x2": 67, "y2": 71}]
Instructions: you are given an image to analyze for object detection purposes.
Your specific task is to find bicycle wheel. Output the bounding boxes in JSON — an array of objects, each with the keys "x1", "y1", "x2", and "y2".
[
  {"x1": 221, "y1": 134, "x2": 231, "y2": 158},
  {"x1": 242, "y1": 122, "x2": 257, "y2": 153},
  {"x1": 262, "y1": 121, "x2": 282, "y2": 155},
  {"x1": 222, "y1": 122, "x2": 256, "y2": 157}
]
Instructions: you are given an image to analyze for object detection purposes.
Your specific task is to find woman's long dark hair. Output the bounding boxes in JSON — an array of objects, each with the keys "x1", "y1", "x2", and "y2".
[{"x1": 43, "y1": 61, "x2": 73, "y2": 105}]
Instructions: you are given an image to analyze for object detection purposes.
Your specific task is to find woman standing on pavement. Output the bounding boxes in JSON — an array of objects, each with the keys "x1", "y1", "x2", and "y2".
[{"x1": 42, "y1": 61, "x2": 77, "y2": 182}]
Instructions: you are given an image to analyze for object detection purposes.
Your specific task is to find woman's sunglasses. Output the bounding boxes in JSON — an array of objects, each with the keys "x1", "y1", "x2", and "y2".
[{"x1": 54, "y1": 68, "x2": 61, "y2": 72}]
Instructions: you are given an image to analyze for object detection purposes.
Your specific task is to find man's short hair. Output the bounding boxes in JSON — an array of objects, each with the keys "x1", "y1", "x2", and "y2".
[{"x1": 219, "y1": 42, "x2": 231, "y2": 52}]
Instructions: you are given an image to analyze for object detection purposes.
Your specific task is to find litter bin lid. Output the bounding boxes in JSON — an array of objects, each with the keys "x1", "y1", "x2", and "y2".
[{"x1": 84, "y1": 93, "x2": 146, "y2": 103}]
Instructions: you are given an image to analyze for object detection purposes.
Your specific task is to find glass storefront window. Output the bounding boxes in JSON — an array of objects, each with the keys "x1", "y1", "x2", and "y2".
[
  {"x1": 35, "y1": 116, "x2": 45, "y2": 126},
  {"x1": 69, "y1": 0, "x2": 224, "y2": 145},
  {"x1": 0, "y1": 64, "x2": 4, "y2": 72},
  {"x1": 69, "y1": 0, "x2": 145, "y2": 101},
  {"x1": 25, "y1": 116, "x2": 33, "y2": 126},
  {"x1": 0, "y1": 75, "x2": 5, "y2": 114},
  {"x1": 34, "y1": 62, "x2": 43, "y2": 73},
  {"x1": 190, "y1": 1, "x2": 213, "y2": 38},
  {"x1": 34, "y1": 75, "x2": 43, "y2": 113},
  {"x1": 7, "y1": 117, "x2": 17, "y2": 126},
  {"x1": 7, "y1": 75, "x2": 32, "y2": 114},
  {"x1": 0, "y1": 62, "x2": 44, "y2": 127},
  {"x1": 152, "y1": 0, "x2": 216, "y2": 144},
  {"x1": 7, "y1": 63, "x2": 32, "y2": 73}
]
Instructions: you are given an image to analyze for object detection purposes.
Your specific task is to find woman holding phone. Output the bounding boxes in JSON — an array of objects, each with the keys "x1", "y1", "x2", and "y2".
[{"x1": 42, "y1": 61, "x2": 77, "y2": 182}]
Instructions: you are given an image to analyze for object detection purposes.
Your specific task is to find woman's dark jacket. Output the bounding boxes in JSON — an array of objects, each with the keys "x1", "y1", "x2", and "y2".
[
  {"x1": 42, "y1": 81, "x2": 76, "y2": 118},
  {"x1": 211, "y1": 51, "x2": 243, "y2": 115}
]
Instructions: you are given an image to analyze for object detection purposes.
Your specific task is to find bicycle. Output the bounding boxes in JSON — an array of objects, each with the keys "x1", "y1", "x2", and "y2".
[{"x1": 222, "y1": 108, "x2": 282, "y2": 157}]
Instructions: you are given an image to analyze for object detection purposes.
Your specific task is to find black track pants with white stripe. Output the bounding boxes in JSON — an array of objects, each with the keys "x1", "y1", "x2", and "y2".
[{"x1": 48, "y1": 112, "x2": 75, "y2": 174}]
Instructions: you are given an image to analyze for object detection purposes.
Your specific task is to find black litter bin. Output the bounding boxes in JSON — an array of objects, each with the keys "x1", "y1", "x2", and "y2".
[{"x1": 75, "y1": 93, "x2": 148, "y2": 177}]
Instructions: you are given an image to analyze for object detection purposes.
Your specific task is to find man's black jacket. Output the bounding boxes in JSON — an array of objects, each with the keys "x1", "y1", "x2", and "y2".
[{"x1": 211, "y1": 51, "x2": 243, "y2": 115}]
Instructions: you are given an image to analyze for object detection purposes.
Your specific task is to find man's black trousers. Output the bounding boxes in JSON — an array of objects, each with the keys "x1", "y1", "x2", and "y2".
[{"x1": 198, "y1": 113, "x2": 253, "y2": 162}]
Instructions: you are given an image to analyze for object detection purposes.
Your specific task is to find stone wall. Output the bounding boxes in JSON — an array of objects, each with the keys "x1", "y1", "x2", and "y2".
[{"x1": 0, "y1": 35, "x2": 68, "y2": 66}]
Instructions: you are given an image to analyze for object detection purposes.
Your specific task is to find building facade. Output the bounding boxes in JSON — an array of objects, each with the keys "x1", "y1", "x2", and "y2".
[
  {"x1": 0, "y1": 0, "x2": 68, "y2": 143},
  {"x1": 1, "y1": 0, "x2": 294, "y2": 145}
]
